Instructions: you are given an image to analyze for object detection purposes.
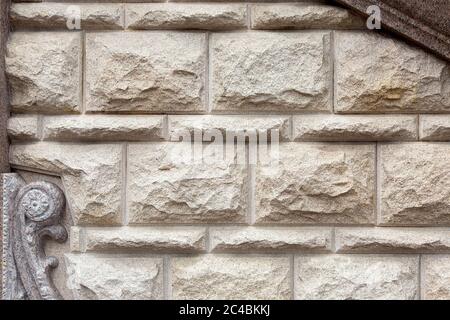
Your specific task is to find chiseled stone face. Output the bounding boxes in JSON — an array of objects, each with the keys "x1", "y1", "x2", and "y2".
[
  {"x1": 293, "y1": 115, "x2": 418, "y2": 141},
  {"x1": 9, "y1": 143, "x2": 123, "y2": 225},
  {"x1": 211, "y1": 31, "x2": 332, "y2": 112},
  {"x1": 65, "y1": 254, "x2": 164, "y2": 300},
  {"x1": 128, "y1": 143, "x2": 247, "y2": 224},
  {"x1": 6, "y1": 32, "x2": 82, "y2": 114},
  {"x1": 380, "y1": 143, "x2": 450, "y2": 226},
  {"x1": 420, "y1": 115, "x2": 450, "y2": 141},
  {"x1": 126, "y1": 4, "x2": 247, "y2": 30},
  {"x1": 7, "y1": 116, "x2": 39, "y2": 141},
  {"x1": 335, "y1": 31, "x2": 450, "y2": 113},
  {"x1": 295, "y1": 255, "x2": 419, "y2": 300},
  {"x1": 85, "y1": 32, "x2": 206, "y2": 113},
  {"x1": 43, "y1": 115, "x2": 164, "y2": 142},
  {"x1": 251, "y1": 4, "x2": 365, "y2": 30},
  {"x1": 210, "y1": 227, "x2": 332, "y2": 252},
  {"x1": 336, "y1": 228, "x2": 450, "y2": 253},
  {"x1": 255, "y1": 143, "x2": 375, "y2": 224},
  {"x1": 171, "y1": 255, "x2": 291, "y2": 299},
  {"x1": 10, "y1": 3, "x2": 124, "y2": 30},
  {"x1": 422, "y1": 255, "x2": 450, "y2": 300}
]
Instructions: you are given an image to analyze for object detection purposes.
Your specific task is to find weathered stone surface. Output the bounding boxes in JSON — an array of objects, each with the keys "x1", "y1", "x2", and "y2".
[
  {"x1": 85, "y1": 32, "x2": 206, "y2": 113},
  {"x1": 380, "y1": 143, "x2": 450, "y2": 226},
  {"x1": 169, "y1": 115, "x2": 290, "y2": 141},
  {"x1": 6, "y1": 32, "x2": 81, "y2": 114},
  {"x1": 295, "y1": 255, "x2": 419, "y2": 300},
  {"x1": 126, "y1": 4, "x2": 247, "y2": 30},
  {"x1": 293, "y1": 115, "x2": 418, "y2": 141},
  {"x1": 420, "y1": 115, "x2": 450, "y2": 141},
  {"x1": 128, "y1": 143, "x2": 247, "y2": 224},
  {"x1": 251, "y1": 4, "x2": 365, "y2": 29},
  {"x1": 422, "y1": 255, "x2": 450, "y2": 300},
  {"x1": 211, "y1": 31, "x2": 331, "y2": 112},
  {"x1": 210, "y1": 227, "x2": 332, "y2": 252},
  {"x1": 74, "y1": 227, "x2": 206, "y2": 252},
  {"x1": 335, "y1": 31, "x2": 450, "y2": 113},
  {"x1": 9, "y1": 143, "x2": 123, "y2": 225},
  {"x1": 255, "y1": 143, "x2": 375, "y2": 224},
  {"x1": 7, "y1": 116, "x2": 39, "y2": 141},
  {"x1": 65, "y1": 254, "x2": 163, "y2": 300},
  {"x1": 336, "y1": 228, "x2": 450, "y2": 253},
  {"x1": 171, "y1": 255, "x2": 291, "y2": 299},
  {"x1": 11, "y1": 3, "x2": 124, "y2": 30},
  {"x1": 43, "y1": 115, "x2": 164, "y2": 141}
]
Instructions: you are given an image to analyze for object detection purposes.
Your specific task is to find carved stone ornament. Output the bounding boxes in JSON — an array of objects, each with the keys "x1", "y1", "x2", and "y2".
[{"x1": 2, "y1": 173, "x2": 68, "y2": 300}]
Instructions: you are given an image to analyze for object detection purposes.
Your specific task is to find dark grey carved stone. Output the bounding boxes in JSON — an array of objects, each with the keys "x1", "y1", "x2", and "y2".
[{"x1": 2, "y1": 173, "x2": 67, "y2": 300}]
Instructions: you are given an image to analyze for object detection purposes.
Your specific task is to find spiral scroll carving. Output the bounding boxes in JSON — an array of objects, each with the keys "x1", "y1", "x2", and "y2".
[{"x1": 3, "y1": 174, "x2": 68, "y2": 300}]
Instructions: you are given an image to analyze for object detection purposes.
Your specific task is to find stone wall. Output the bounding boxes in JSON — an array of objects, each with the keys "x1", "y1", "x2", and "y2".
[{"x1": 3, "y1": 0, "x2": 450, "y2": 300}]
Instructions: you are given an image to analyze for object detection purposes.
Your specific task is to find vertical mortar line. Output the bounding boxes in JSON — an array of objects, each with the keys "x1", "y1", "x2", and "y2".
[
  {"x1": 290, "y1": 115, "x2": 294, "y2": 141},
  {"x1": 38, "y1": 114, "x2": 44, "y2": 141},
  {"x1": 163, "y1": 114, "x2": 169, "y2": 141},
  {"x1": 247, "y1": 143, "x2": 256, "y2": 225},
  {"x1": 331, "y1": 227, "x2": 336, "y2": 253},
  {"x1": 375, "y1": 142, "x2": 381, "y2": 225},
  {"x1": 122, "y1": 143, "x2": 128, "y2": 225},
  {"x1": 330, "y1": 30, "x2": 336, "y2": 113},
  {"x1": 205, "y1": 226, "x2": 211, "y2": 253}
]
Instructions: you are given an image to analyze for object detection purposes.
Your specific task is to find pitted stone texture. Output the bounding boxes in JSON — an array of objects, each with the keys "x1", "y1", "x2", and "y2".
[
  {"x1": 11, "y1": 3, "x2": 124, "y2": 30},
  {"x1": 255, "y1": 143, "x2": 375, "y2": 224},
  {"x1": 126, "y1": 4, "x2": 247, "y2": 30},
  {"x1": 7, "y1": 116, "x2": 39, "y2": 141},
  {"x1": 380, "y1": 143, "x2": 450, "y2": 226},
  {"x1": 169, "y1": 115, "x2": 290, "y2": 141},
  {"x1": 211, "y1": 31, "x2": 331, "y2": 112},
  {"x1": 422, "y1": 255, "x2": 450, "y2": 300},
  {"x1": 336, "y1": 228, "x2": 450, "y2": 253},
  {"x1": 420, "y1": 115, "x2": 450, "y2": 141},
  {"x1": 10, "y1": 143, "x2": 123, "y2": 225},
  {"x1": 86, "y1": 32, "x2": 206, "y2": 113},
  {"x1": 65, "y1": 254, "x2": 163, "y2": 300},
  {"x1": 293, "y1": 115, "x2": 418, "y2": 141},
  {"x1": 43, "y1": 115, "x2": 164, "y2": 141},
  {"x1": 335, "y1": 31, "x2": 450, "y2": 113},
  {"x1": 210, "y1": 227, "x2": 332, "y2": 252},
  {"x1": 128, "y1": 143, "x2": 247, "y2": 224},
  {"x1": 78, "y1": 227, "x2": 206, "y2": 252},
  {"x1": 251, "y1": 4, "x2": 365, "y2": 29},
  {"x1": 6, "y1": 32, "x2": 81, "y2": 114},
  {"x1": 171, "y1": 255, "x2": 291, "y2": 300},
  {"x1": 295, "y1": 255, "x2": 419, "y2": 300}
]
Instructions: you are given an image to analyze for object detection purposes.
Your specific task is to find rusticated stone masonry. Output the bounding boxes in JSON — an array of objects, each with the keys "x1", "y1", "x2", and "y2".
[{"x1": 2, "y1": 0, "x2": 450, "y2": 300}]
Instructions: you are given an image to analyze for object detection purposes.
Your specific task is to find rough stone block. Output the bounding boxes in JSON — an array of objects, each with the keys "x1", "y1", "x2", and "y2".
[
  {"x1": 126, "y1": 4, "x2": 247, "y2": 30},
  {"x1": 6, "y1": 32, "x2": 82, "y2": 113},
  {"x1": 171, "y1": 255, "x2": 291, "y2": 299},
  {"x1": 7, "y1": 116, "x2": 39, "y2": 141},
  {"x1": 43, "y1": 115, "x2": 164, "y2": 141},
  {"x1": 336, "y1": 227, "x2": 450, "y2": 253},
  {"x1": 211, "y1": 31, "x2": 331, "y2": 112},
  {"x1": 210, "y1": 227, "x2": 332, "y2": 252},
  {"x1": 420, "y1": 115, "x2": 450, "y2": 141},
  {"x1": 65, "y1": 254, "x2": 164, "y2": 300},
  {"x1": 86, "y1": 32, "x2": 206, "y2": 113},
  {"x1": 422, "y1": 255, "x2": 450, "y2": 300},
  {"x1": 251, "y1": 4, "x2": 365, "y2": 29},
  {"x1": 295, "y1": 255, "x2": 419, "y2": 300},
  {"x1": 9, "y1": 143, "x2": 123, "y2": 225},
  {"x1": 380, "y1": 143, "x2": 450, "y2": 226},
  {"x1": 293, "y1": 115, "x2": 418, "y2": 141},
  {"x1": 255, "y1": 143, "x2": 375, "y2": 224},
  {"x1": 128, "y1": 143, "x2": 247, "y2": 224},
  {"x1": 335, "y1": 31, "x2": 450, "y2": 113}
]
